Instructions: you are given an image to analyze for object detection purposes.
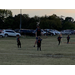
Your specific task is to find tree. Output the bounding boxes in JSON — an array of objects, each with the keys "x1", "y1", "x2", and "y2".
[
  {"x1": 0, "y1": 9, "x2": 12, "y2": 21},
  {"x1": 14, "y1": 14, "x2": 21, "y2": 29},
  {"x1": 0, "y1": 10, "x2": 75, "y2": 30},
  {"x1": 28, "y1": 18, "x2": 36, "y2": 29},
  {"x1": 0, "y1": 17, "x2": 4, "y2": 28},
  {"x1": 23, "y1": 14, "x2": 29, "y2": 18},
  {"x1": 40, "y1": 19, "x2": 50, "y2": 29},
  {"x1": 4, "y1": 16, "x2": 14, "y2": 29},
  {"x1": 65, "y1": 17, "x2": 74, "y2": 22},
  {"x1": 22, "y1": 14, "x2": 30, "y2": 29},
  {"x1": 62, "y1": 17, "x2": 75, "y2": 30}
]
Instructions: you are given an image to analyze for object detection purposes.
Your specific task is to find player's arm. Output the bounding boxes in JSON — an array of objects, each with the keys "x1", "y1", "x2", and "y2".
[{"x1": 35, "y1": 30, "x2": 37, "y2": 37}]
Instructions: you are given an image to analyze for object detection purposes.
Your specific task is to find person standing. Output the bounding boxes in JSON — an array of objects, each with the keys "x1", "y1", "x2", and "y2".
[
  {"x1": 57, "y1": 35, "x2": 62, "y2": 45},
  {"x1": 17, "y1": 35, "x2": 21, "y2": 48},
  {"x1": 33, "y1": 25, "x2": 42, "y2": 47},
  {"x1": 67, "y1": 35, "x2": 70, "y2": 44},
  {"x1": 37, "y1": 36, "x2": 42, "y2": 51}
]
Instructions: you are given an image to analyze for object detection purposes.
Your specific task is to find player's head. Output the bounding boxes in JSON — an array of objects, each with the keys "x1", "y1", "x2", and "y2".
[
  {"x1": 58, "y1": 35, "x2": 60, "y2": 37},
  {"x1": 17, "y1": 35, "x2": 19, "y2": 37},
  {"x1": 58, "y1": 33, "x2": 62, "y2": 37},
  {"x1": 68, "y1": 35, "x2": 69, "y2": 36}
]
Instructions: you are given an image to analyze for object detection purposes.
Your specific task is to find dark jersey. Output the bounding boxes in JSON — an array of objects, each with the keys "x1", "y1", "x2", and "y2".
[
  {"x1": 37, "y1": 39, "x2": 42, "y2": 47},
  {"x1": 17, "y1": 37, "x2": 20, "y2": 42},
  {"x1": 67, "y1": 36, "x2": 70, "y2": 40},
  {"x1": 36, "y1": 28, "x2": 41, "y2": 36},
  {"x1": 17, "y1": 37, "x2": 21, "y2": 45},
  {"x1": 58, "y1": 36, "x2": 62, "y2": 41}
]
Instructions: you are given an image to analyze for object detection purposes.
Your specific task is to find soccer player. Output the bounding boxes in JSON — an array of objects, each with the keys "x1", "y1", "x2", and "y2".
[
  {"x1": 37, "y1": 36, "x2": 42, "y2": 51},
  {"x1": 34, "y1": 25, "x2": 42, "y2": 47},
  {"x1": 67, "y1": 35, "x2": 70, "y2": 44},
  {"x1": 17, "y1": 35, "x2": 21, "y2": 48},
  {"x1": 57, "y1": 35, "x2": 62, "y2": 45}
]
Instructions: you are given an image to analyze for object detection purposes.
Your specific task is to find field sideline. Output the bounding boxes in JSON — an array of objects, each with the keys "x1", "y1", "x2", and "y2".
[{"x1": 0, "y1": 35, "x2": 75, "y2": 65}]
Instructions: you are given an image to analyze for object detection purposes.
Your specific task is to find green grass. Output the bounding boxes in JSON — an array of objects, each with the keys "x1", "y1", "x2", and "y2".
[{"x1": 0, "y1": 35, "x2": 75, "y2": 65}]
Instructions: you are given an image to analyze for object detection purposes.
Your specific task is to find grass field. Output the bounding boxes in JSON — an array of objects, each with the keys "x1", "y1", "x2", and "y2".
[{"x1": 0, "y1": 35, "x2": 75, "y2": 65}]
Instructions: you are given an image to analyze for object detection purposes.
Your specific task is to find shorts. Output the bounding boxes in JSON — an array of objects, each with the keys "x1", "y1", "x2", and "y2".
[
  {"x1": 36, "y1": 36, "x2": 41, "y2": 40},
  {"x1": 36, "y1": 37, "x2": 38, "y2": 40}
]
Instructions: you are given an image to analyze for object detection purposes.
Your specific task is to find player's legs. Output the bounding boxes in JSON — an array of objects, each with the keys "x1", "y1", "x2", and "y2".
[
  {"x1": 40, "y1": 47, "x2": 41, "y2": 51},
  {"x1": 20, "y1": 43, "x2": 21, "y2": 48},
  {"x1": 34, "y1": 37, "x2": 38, "y2": 47},
  {"x1": 58, "y1": 40, "x2": 60, "y2": 45},
  {"x1": 17, "y1": 42, "x2": 19, "y2": 48},
  {"x1": 67, "y1": 39, "x2": 69, "y2": 44},
  {"x1": 34, "y1": 40, "x2": 37, "y2": 47}
]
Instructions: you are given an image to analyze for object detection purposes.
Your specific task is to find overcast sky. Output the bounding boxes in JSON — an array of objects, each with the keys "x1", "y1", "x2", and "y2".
[{"x1": 10, "y1": 9, "x2": 75, "y2": 21}]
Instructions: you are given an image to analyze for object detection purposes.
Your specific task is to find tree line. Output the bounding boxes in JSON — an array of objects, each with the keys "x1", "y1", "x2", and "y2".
[{"x1": 0, "y1": 9, "x2": 75, "y2": 30}]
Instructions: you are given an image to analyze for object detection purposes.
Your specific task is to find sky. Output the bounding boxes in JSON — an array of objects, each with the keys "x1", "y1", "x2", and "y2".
[{"x1": 10, "y1": 9, "x2": 75, "y2": 21}]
